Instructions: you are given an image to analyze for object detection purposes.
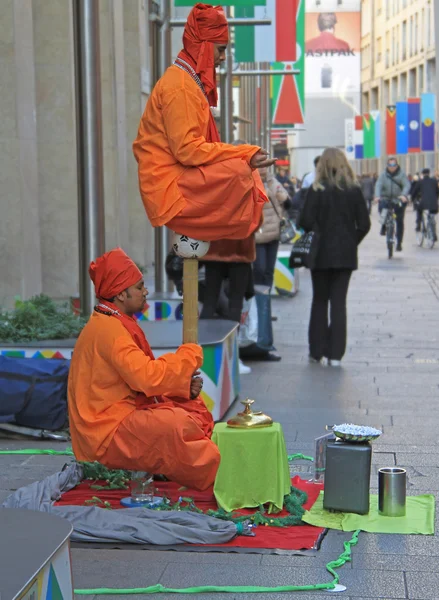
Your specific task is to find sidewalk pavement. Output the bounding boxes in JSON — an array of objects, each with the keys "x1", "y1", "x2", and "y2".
[{"x1": 1, "y1": 206, "x2": 439, "y2": 599}]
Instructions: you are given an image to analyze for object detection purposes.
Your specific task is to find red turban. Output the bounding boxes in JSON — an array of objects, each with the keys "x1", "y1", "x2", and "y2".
[
  {"x1": 179, "y1": 3, "x2": 228, "y2": 107},
  {"x1": 89, "y1": 248, "x2": 143, "y2": 300}
]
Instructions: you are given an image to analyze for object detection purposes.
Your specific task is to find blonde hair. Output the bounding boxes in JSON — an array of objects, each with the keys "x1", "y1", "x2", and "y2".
[{"x1": 313, "y1": 147, "x2": 358, "y2": 191}]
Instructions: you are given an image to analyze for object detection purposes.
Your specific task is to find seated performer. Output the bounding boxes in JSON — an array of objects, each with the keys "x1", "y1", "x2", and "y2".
[
  {"x1": 68, "y1": 248, "x2": 220, "y2": 491},
  {"x1": 133, "y1": 3, "x2": 275, "y2": 242}
]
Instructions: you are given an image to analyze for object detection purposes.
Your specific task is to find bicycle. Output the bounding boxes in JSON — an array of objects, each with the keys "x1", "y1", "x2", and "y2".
[
  {"x1": 380, "y1": 199, "x2": 401, "y2": 259},
  {"x1": 416, "y1": 210, "x2": 437, "y2": 249}
]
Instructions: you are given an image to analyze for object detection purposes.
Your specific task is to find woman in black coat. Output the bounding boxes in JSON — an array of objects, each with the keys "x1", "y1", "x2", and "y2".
[{"x1": 297, "y1": 148, "x2": 371, "y2": 366}]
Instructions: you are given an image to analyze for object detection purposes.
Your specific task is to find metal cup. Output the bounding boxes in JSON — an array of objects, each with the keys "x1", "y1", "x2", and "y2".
[{"x1": 378, "y1": 467, "x2": 406, "y2": 517}]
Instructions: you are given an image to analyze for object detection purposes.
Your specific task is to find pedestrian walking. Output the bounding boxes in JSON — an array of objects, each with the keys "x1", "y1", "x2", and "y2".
[
  {"x1": 360, "y1": 173, "x2": 374, "y2": 214},
  {"x1": 297, "y1": 148, "x2": 371, "y2": 366}
]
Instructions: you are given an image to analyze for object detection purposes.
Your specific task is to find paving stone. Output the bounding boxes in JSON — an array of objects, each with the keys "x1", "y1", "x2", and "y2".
[
  {"x1": 351, "y1": 552, "x2": 439, "y2": 572},
  {"x1": 405, "y1": 572, "x2": 439, "y2": 599},
  {"x1": 396, "y1": 453, "x2": 439, "y2": 467}
]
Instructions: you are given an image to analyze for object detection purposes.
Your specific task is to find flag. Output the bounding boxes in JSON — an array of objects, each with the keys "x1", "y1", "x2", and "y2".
[
  {"x1": 363, "y1": 113, "x2": 375, "y2": 158},
  {"x1": 235, "y1": 0, "x2": 297, "y2": 63},
  {"x1": 271, "y1": 0, "x2": 305, "y2": 126},
  {"x1": 421, "y1": 93, "x2": 436, "y2": 152},
  {"x1": 354, "y1": 115, "x2": 364, "y2": 159},
  {"x1": 371, "y1": 110, "x2": 381, "y2": 158},
  {"x1": 396, "y1": 101, "x2": 408, "y2": 154},
  {"x1": 408, "y1": 98, "x2": 421, "y2": 153},
  {"x1": 345, "y1": 118, "x2": 355, "y2": 160},
  {"x1": 386, "y1": 105, "x2": 397, "y2": 155}
]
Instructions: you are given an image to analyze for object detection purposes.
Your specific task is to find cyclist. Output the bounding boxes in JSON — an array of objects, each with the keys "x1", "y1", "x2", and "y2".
[
  {"x1": 374, "y1": 157, "x2": 410, "y2": 252},
  {"x1": 411, "y1": 168, "x2": 438, "y2": 239}
]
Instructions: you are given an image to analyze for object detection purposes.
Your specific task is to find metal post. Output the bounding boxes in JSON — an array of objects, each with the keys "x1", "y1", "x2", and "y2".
[
  {"x1": 73, "y1": 0, "x2": 105, "y2": 316},
  {"x1": 155, "y1": 0, "x2": 172, "y2": 293},
  {"x1": 220, "y1": 6, "x2": 234, "y2": 143},
  {"x1": 434, "y1": 2, "x2": 439, "y2": 171}
]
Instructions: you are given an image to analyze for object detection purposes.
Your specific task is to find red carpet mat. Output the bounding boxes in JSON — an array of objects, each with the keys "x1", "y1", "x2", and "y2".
[{"x1": 56, "y1": 476, "x2": 325, "y2": 553}]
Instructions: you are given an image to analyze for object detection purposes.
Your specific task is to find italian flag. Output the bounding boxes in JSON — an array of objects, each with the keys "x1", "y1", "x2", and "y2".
[{"x1": 235, "y1": 0, "x2": 297, "y2": 63}]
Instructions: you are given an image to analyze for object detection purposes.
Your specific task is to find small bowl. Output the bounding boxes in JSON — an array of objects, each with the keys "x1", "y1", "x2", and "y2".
[{"x1": 332, "y1": 424, "x2": 382, "y2": 443}]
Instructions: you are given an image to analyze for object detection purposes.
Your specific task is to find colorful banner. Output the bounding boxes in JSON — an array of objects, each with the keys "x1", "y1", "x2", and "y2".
[
  {"x1": 421, "y1": 93, "x2": 436, "y2": 152},
  {"x1": 386, "y1": 105, "x2": 397, "y2": 155},
  {"x1": 345, "y1": 118, "x2": 355, "y2": 160},
  {"x1": 270, "y1": 0, "x2": 305, "y2": 126},
  {"x1": 305, "y1": 10, "x2": 361, "y2": 99},
  {"x1": 235, "y1": 0, "x2": 296, "y2": 62},
  {"x1": 363, "y1": 113, "x2": 375, "y2": 159},
  {"x1": 354, "y1": 115, "x2": 364, "y2": 159},
  {"x1": 396, "y1": 101, "x2": 409, "y2": 155},
  {"x1": 408, "y1": 98, "x2": 421, "y2": 153},
  {"x1": 371, "y1": 110, "x2": 381, "y2": 158}
]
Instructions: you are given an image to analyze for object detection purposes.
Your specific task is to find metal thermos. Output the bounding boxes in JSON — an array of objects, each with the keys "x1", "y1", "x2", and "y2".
[{"x1": 378, "y1": 467, "x2": 406, "y2": 517}]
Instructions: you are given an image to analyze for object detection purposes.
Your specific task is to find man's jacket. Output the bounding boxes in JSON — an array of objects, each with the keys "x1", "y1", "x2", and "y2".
[
  {"x1": 412, "y1": 176, "x2": 439, "y2": 213},
  {"x1": 375, "y1": 167, "x2": 410, "y2": 202}
]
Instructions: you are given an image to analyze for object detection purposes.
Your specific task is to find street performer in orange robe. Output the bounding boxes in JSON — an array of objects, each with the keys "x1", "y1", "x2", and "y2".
[
  {"x1": 133, "y1": 3, "x2": 275, "y2": 241},
  {"x1": 68, "y1": 248, "x2": 220, "y2": 490}
]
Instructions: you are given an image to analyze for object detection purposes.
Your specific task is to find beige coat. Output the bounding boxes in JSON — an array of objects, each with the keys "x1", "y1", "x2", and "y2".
[{"x1": 255, "y1": 174, "x2": 289, "y2": 244}]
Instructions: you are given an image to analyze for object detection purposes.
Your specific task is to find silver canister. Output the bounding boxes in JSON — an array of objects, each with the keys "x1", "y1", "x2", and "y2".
[{"x1": 378, "y1": 467, "x2": 406, "y2": 517}]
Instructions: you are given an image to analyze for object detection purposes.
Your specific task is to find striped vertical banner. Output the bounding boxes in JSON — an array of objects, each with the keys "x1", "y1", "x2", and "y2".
[
  {"x1": 421, "y1": 93, "x2": 436, "y2": 151},
  {"x1": 371, "y1": 110, "x2": 381, "y2": 159},
  {"x1": 408, "y1": 98, "x2": 421, "y2": 153},
  {"x1": 396, "y1": 101, "x2": 409, "y2": 155},
  {"x1": 345, "y1": 118, "x2": 355, "y2": 160},
  {"x1": 386, "y1": 105, "x2": 397, "y2": 155},
  {"x1": 354, "y1": 115, "x2": 364, "y2": 159}
]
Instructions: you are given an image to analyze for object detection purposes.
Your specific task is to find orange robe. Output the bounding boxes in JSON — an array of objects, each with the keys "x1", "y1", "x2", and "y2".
[
  {"x1": 133, "y1": 65, "x2": 267, "y2": 241},
  {"x1": 68, "y1": 312, "x2": 220, "y2": 490}
]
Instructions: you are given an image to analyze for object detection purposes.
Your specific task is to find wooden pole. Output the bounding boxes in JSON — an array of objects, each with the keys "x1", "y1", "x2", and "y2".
[{"x1": 182, "y1": 258, "x2": 199, "y2": 344}]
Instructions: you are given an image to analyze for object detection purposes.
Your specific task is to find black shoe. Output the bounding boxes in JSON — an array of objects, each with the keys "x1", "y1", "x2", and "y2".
[
  {"x1": 415, "y1": 225, "x2": 421, "y2": 232},
  {"x1": 271, "y1": 316, "x2": 278, "y2": 322},
  {"x1": 380, "y1": 224, "x2": 386, "y2": 236},
  {"x1": 248, "y1": 352, "x2": 282, "y2": 362},
  {"x1": 396, "y1": 244, "x2": 402, "y2": 252}
]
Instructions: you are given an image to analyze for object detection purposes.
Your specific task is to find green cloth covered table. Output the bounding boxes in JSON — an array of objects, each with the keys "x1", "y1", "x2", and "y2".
[
  {"x1": 211, "y1": 422, "x2": 291, "y2": 512},
  {"x1": 302, "y1": 491, "x2": 435, "y2": 535}
]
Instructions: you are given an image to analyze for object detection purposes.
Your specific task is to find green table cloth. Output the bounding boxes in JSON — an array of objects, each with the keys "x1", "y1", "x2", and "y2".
[
  {"x1": 302, "y1": 491, "x2": 435, "y2": 535},
  {"x1": 211, "y1": 422, "x2": 291, "y2": 512}
]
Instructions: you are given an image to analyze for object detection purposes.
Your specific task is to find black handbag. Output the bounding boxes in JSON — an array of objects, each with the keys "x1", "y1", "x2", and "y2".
[{"x1": 289, "y1": 228, "x2": 320, "y2": 270}]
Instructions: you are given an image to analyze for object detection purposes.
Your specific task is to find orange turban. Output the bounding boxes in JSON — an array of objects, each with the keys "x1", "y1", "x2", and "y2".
[
  {"x1": 181, "y1": 3, "x2": 228, "y2": 107},
  {"x1": 89, "y1": 248, "x2": 143, "y2": 300}
]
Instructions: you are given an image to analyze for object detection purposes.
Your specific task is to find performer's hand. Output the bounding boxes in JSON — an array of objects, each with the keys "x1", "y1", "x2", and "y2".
[
  {"x1": 250, "y1": 149, "x2": 277, "y2": 169},
  {"x1": 190, "y1": 375, "x2": 203, "y2": 399}
]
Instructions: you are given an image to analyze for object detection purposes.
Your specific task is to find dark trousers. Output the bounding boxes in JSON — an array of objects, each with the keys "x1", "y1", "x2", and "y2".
[
  {"x1": 394, "y1": 204, "x2": 406, "y2": 245},
  {"x1": 253, "y1": 240, "x2": 280, "y2": 289},
  {"x1": 309, "y1": 269, "x2": 352, "y2": 361},
  {"x1": 200, "y1": 261, "x2": 251, "y2": 323}
]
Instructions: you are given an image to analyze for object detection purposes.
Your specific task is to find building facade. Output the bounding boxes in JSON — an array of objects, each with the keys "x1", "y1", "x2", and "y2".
[
  {"x1": 0, "y1": 0, "x2": 158, "y2": 308},
  {"x1": 360, "y1": 0, "x2": 436, "y2": 173}
]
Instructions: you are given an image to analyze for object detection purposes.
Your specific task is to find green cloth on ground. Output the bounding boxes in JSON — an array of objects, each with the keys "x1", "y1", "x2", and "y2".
[
  {"x1": 302, "y1": 491, "x2": 435, "y2": 535},
  {"x1": 211, "y1": 422, "x2": 291, "y2": 512}
]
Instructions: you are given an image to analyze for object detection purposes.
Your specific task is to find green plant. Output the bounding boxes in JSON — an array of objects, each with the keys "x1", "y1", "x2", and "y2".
[{"x1": 0, "y1": 294, "x2": 87, "y2": 343}]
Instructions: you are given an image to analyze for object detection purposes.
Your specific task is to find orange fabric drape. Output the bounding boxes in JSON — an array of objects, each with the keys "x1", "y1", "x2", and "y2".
[
  {"x1": 133, "y1": 52, "x2": 268, "y2": 240},
  {"x1": 68, "y1": 311, "x2": 219, "y2": 490}
]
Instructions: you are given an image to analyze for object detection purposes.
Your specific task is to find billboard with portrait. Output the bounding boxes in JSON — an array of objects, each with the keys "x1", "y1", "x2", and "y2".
[{"x1": 305, "y1": 9, "x2": 361, "y2": 102}]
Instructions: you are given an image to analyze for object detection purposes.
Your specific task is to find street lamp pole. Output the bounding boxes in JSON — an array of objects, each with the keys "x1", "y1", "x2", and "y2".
[{"x1": 73, "y1": 0, "x2": 105, "y2": 316}]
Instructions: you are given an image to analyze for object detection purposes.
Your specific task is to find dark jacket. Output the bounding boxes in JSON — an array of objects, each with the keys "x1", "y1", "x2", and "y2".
[
  {"x1": 360, "y1": 176, "x2": 375, "y2": 200},
  {"x1": 374, "y1": 167, "x2": 410, "y2": 201},
  {"x1": 297, "y1": 183, "x2": 371, "y2": 271},
  {"x1": 411, "y1": 176, "x2": 439, "y2": 213}
]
